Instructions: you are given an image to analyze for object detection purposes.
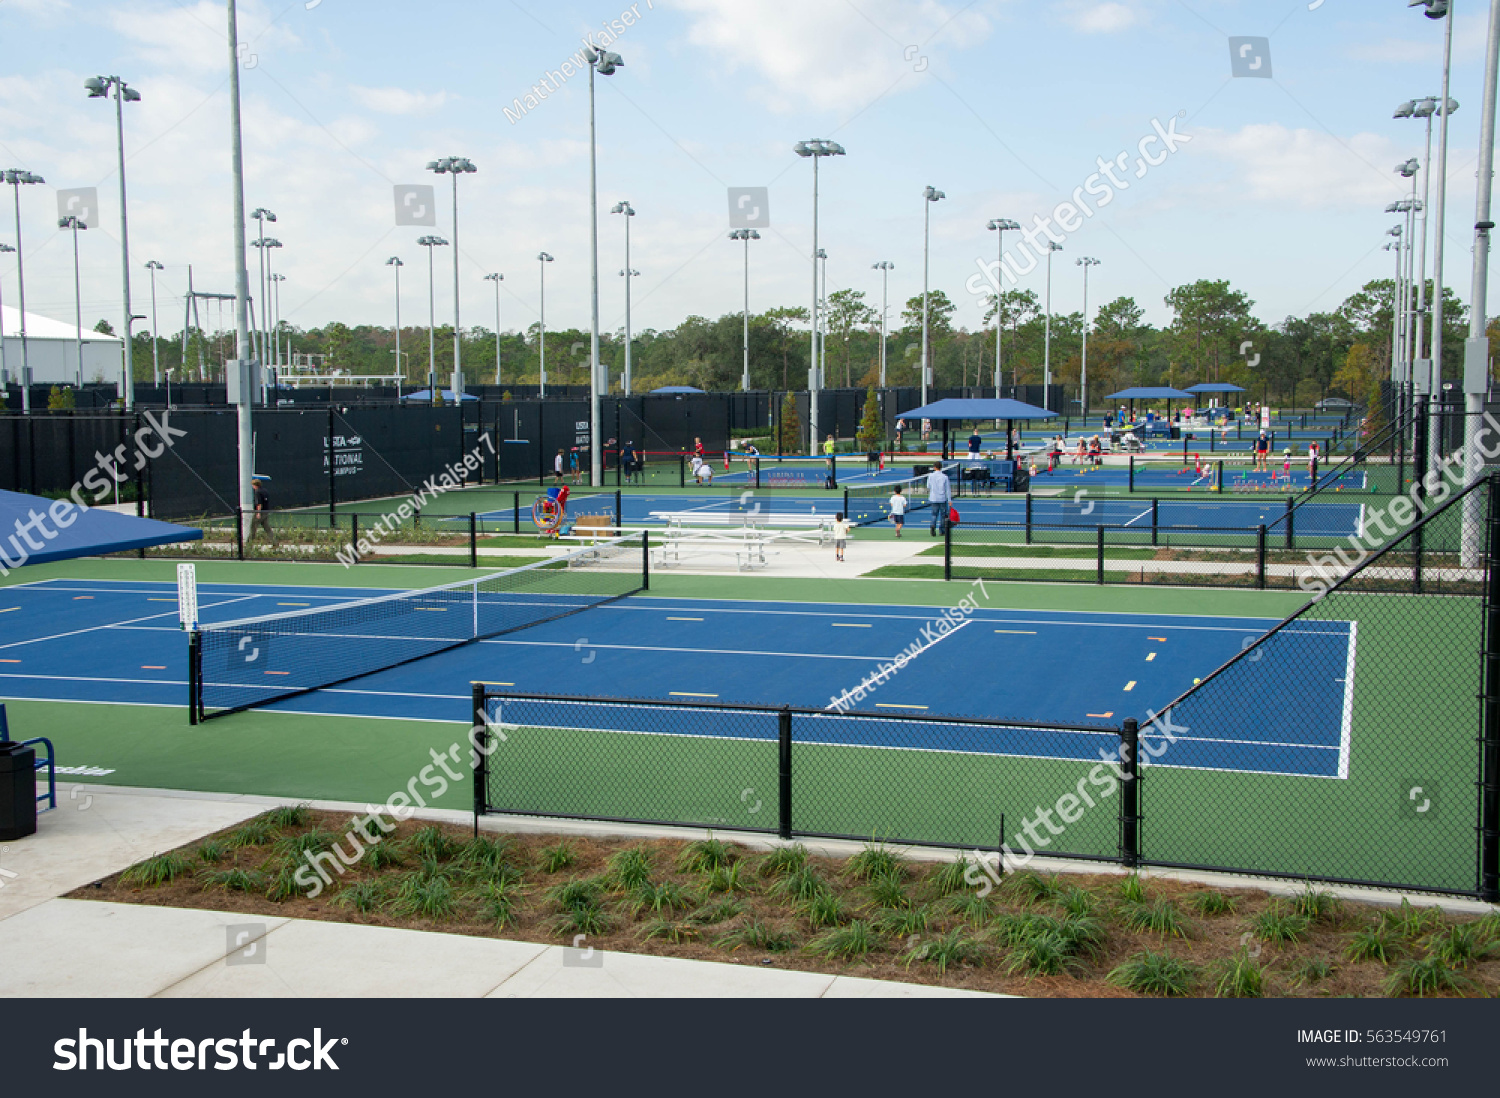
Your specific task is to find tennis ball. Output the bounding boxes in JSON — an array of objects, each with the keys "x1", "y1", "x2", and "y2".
[{"x1": 1193, "y1": 678, "x2": 1201, "y2": 685}]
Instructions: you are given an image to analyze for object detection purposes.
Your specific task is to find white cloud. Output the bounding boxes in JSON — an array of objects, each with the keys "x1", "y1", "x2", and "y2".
[
  {"x1": 1063, "y1": 2, "x2": 1141, "y2": 34},
  {"x1": 349, "y1": 86, "x2": 452, "y2": 116},
  {"x1": 666, "y1": 0, "x2": 991, "y2": 113},
  {"x1": 1192, "y1": 123, "x2": 1402, "y2": 211}
]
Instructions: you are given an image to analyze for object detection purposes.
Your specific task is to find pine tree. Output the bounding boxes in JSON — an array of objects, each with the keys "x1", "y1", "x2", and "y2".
[
  {"x1": 776, "y1": 391, "x2": 801, "y2": 454},
  {"x1": 856, "y1": 387, "x2": 883, "y2": 452}
]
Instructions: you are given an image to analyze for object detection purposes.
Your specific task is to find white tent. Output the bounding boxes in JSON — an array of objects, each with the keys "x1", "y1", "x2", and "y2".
[{"x1": 0, "y1": 304, "x2": 123, "y2": 389}]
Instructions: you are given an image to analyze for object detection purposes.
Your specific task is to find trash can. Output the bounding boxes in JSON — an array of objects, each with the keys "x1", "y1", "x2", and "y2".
[{"x1": 0, "y1": 740, "x2": 37, "y2": 841}]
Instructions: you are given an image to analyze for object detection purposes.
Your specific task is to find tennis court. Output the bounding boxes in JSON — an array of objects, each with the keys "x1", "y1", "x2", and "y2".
[{"x1": 0, "y1": 575, "x2": 1353, "y2": 780}]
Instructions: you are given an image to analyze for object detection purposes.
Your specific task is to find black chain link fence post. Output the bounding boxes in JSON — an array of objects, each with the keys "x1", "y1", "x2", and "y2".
[
  {"x1": 1257, "y1": 524, "x2": 1266, "y2": 590},
  {"x1": 1151, "y1": 498, "x2": 1159, "y2": 547},
  {"x1": 469, "y1": 512, "x2": 477, "y2": 568},
  {"x1": 1096, "y1": 524, "x2": 1105, "y2": 584},
  {"x1": 615, "y1": 489, "x2": 622, "y2": 532},
  {"x1": 1025, "y1": 492, "x2": 1033, "y2": 545},
  {"x1": 1120, "y1": 718, "x2": 1139, "y2": 868},
  {"x1": 1284, "y1": 496, "x2": 1294, "y2": 552},
  {"x1": 471, "y1": 682, "x2": 489, "y2": 836},
  {"x1": 1482, "y1": 475, "x2": 1500, "y2": 902},
  {"x1": 351, "y1": 513, "x2": 360, "y2": 563},
  {"x1": 513, "y1": 490, "x2": 520, "y2": 535},
  {"x1": 778, "y1": 706, "x2": 793, "y2": 841},
  {"x1": 944, "y1": 518, "x2": 953, "y2": 582},
  {"x1": 187, "y1": 630, "x2": 201, "y2": 726}
]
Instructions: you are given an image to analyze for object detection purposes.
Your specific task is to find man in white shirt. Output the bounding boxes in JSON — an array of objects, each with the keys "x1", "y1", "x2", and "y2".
[
  {"x1": 689, "y1": 455, "x2": 714, "y2": 484},
  {"x1": 926, "y1": 465, "x2": 953, "y2": 536}
]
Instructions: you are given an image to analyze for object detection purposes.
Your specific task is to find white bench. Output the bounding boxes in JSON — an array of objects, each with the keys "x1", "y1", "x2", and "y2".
[
  {"x1": 653, "y1": 524, "x2": 772, "y2": 572},
  {"x1": 648, "y1": 511, "x2": 835, "y2": 546}
]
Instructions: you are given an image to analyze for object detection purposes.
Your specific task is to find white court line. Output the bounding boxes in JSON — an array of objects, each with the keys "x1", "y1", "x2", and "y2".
[
  {"x1": 608, "y1": 603, "x2": 1294, "y2": 633},
  {"x1": 482, "y1": 639, "x2": 903, "y2": 662},
  {"x1": 0, "y1": 672, "x2": 182, "y2": 687},
  {"x1": 0, "y1": 595, "x2": 257, "y2": 651},
  {"x1": 1338, "y1": 620, "x2": 1357, "y2": 780},
  {"x1": 2, "y1": 581, "x2": 394, "y2": 602}
]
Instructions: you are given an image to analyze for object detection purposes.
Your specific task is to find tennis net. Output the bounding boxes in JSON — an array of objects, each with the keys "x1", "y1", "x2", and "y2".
[
  {"x1": 844, "y1": 463, "x2": 958, "y2": 525},
  {"x1": 189, "y1": 532, "x2": 648, "y2": 722}
]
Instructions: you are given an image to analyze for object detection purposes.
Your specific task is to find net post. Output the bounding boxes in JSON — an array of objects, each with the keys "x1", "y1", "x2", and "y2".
[
  {"x1": 1151, "y1": 498, "x2": 1159, "y2": 548},
  {"x1": 187, "y1": 629, "x2": 201, "y2": 726},
  {"x1": 469, "y1": 512, "x2": 478, "y2": 568},
  {"x1": 944, "y1": 517, "x2": 953, "y2": 582},
  {"x1": 1414, "y1": 396, "x2": 1429, "y2": 594},
  {"x1": 614, "y1": 490, "x2": 622, "y2": 533},
  {"x1": 471, "y1": 682, "x2": 489, "y2": 835},
  {"x1": 235, "y1": 507, "x2": 244, "y2": 561},
  {"x1": 777, "y1": 706, "x2": 793, "y2": 840},
  {"x1": 1257, "y1": 524, "x2": 1267, "y2": 590},
  {"x1": 1210, "y1": 431, "x2": 1215, "y2": 454},
  {"x1": 1284, "y1": 497, "x2": 1294, "y2": 551},
  {"x1": 1025, "y1": 492, "x2": 1033, "y2": 546},
  {"x1": 1481, "y1": 475, "x2": 1500, "y2": 903},
  {"x1": 513, "y1": 491, "x2": 520, "y2": 535},
  {"x1": 679, "y1": 453, "x2": 685, "y2": 488},
  {"x1": 1216, "y1": 460, "x2": 1224, "y2": 493},
  {"x1": 1119, "y1": 718, "x2": 1140, "y2": 868},
  {"x1": 351, "y1": 513, "x2": 359, "y2": 563},
  {"x1": 843, "y1": 488, "x2": 849, "y2": 517},
  {"x1": 1096, "y1": 524, "x2": 1105, "y2": 585},
  {"x1": 642, "y1": 530, "x2": 650, "y2": 591},
  {"x1": 1129, "y1": 455, "x2": 1135, "y2": 493}
]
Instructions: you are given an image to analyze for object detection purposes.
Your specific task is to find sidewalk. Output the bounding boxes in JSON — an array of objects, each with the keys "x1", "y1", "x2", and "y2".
[{"x1": 0, "y1": 786, "x2": 1002, "y2": 999}]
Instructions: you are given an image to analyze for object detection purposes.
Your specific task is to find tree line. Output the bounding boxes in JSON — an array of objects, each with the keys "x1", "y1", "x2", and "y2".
[{"x1": 112, "y1": 277, "x2": 1495, "y2": 407}]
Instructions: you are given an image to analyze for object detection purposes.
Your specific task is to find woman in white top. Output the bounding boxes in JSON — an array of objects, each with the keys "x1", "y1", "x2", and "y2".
[
  {"x1": 689, "y1": 455, "x2": 713, "y2": 484},
  {"x1": 888, "y1": 485, "x2": 908, "y2": 537}
]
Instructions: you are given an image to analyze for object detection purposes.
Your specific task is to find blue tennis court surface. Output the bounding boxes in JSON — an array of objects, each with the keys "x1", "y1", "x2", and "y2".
[
  {"x1": 0, "y1": 578, "x2": 1354, "y2": 778},
  {"x1": 475, "y1": 491, "x2": 1364, "y2": 537}
]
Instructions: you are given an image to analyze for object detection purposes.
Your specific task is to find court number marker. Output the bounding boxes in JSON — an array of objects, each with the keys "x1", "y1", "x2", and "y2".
[
  {"x1": 1146, "y1": 653, "x2": 1157, "y2": 662},
  {"x1": 833, "y1": 623, "x2": 872, "y2": 628},
  {"x1": 670, "y1": 691, "x2": 718, "y2": 698},
  {"x1": 1087, "y1": 712, "x2": 1115, "y2": 719},
  {"x1": 876, "y1": 703, "x2": 928, "y2": 710},
  {"x1": 666, "y1": 617, "x2": 704, "y2": 622},
  {"x1": 1123, "y1": 681, "x2": 1137, "y2": 692},
  {"x1": 995, "y1": 630, "x2": 1037, "y2": 635}
]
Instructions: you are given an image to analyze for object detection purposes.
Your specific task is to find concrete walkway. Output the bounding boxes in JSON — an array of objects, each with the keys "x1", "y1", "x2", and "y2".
[{"x1": 0, "y1": 786, "x2": 1000, "y2": 999}]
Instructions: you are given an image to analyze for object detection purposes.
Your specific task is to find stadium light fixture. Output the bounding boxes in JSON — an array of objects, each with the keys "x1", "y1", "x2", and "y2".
[
  {"x1": 584, "y1": 48, "x2": 624, "y2": 483},
  {"x1": 3, "y1": 169, "x2": 45, "y2": 413},
  {"x1": 921, "y1": 186, "x2": 945, "y2": 406},
  {"x1": 794, "y1": 139, "x2": 845, "y2": 453},
  {"x1": 426, "y1": 156, "x2": 477, "y2": 398},
  {"x1": 84, "y1": 75, "x2": 141, "y2": 409},
  {"x1": 985, "y1": 219, "x2": 1021, "y2": 392},
  {"x1": 611, "y1": 201, "x2": 637, "y2": 395}
]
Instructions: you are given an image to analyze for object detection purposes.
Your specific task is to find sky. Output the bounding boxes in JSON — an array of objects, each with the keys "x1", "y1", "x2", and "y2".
[{"x1": 0, "y1": 0, "x2": 1495, "y2": 355}]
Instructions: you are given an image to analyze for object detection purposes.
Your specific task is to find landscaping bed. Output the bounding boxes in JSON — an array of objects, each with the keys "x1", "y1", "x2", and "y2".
[{"x1": 79, "y1": 808, "x2": 1500, "y2": 998}]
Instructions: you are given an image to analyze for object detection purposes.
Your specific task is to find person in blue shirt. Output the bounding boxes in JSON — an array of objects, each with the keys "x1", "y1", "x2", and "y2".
[{"x1": 926, "y1": 465, "x2": 953, "y2": 536}]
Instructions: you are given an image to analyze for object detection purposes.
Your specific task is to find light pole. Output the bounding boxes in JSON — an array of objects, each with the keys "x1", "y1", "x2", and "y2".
[
  {"x1": 250, "y1": 208, "x2": 276, "y2": 365},
  {"x1": 1394, "y1": 96, "x2": 1455, "y2": 433},
  {"x1": 84, "y1": 75, "x2": 141, "y2": 410},
  {"x1": 484, "y1": 272, "x2": 504, "y2": 385},
  {"x1": 1385, "y1": 228, "x2": 1406, "y2": 388},
  {"x1": 822, "y1": 246, "x2": 834, "y2": 387},
  {"x1": 585, "y1": 50, "x2": 624, "y2": 485},
  {"x1": 386, "y1": 257, "x2": 403, "y2": 386},
  {"x1": 59, "y1": 215, "x2": 88, "y2": 388},
  {"x1": 794, "y1": 139, "x2": 845, "y2": 453},
  {"x1": 871, "y1": 261, "x2": 893, "y2": 388},
  {"x1": 0, "y1": 242, "x2": 12, "y2": 392},
  {"x1": 1462, "y1": 0, "x2": 1500, "y2": 569},
  {"x1": 1077, "y1": 257, "x2": 1100, "y2": 418},
  {"x1": 730, "y1": 229, "x2": 761, "y2": 391},
  {"x1": 1044, "y1": 241, "x2": 1064, "y2": 410},
  {"x1": 1406, "y1": 0, "x2": 1457, "y2": 472},
  {"x1": 921, "y1": 185, "x2": 945, "y2": 407},
  {"x1": 144, "y1": 260, "x2": 164, "y2": 386},
  {"x1": 611, "y1": 201, "x2": 636, "y2": 396},
  {"x1": 985, "y1": 219, "x2": 1020, "y2": 393},
  {"x1": 223, "y1": 0, "x2": 254, "y2": 525},
  {"x1": 269, "y1": 272, "x2": 285, "y2": 373},
  {"x1": 417, "y1": 235, "x2": 448, "y2": 401},
  {"x1": 426, "y1": 156, "x2": 477, "y2": 396},
  {"x1": 252, "y1": 236, "x2": 281, "y2": 395},
  {"x1": 537, "y1": 252, "x2": 554, "y2": 397},
  {"x1": 4, "y1": 169, "x2": 45, "y2": 414}
]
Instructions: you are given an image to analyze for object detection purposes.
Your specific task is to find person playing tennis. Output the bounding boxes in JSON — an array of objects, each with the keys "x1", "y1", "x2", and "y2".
[{"x1": 888, "y1": 485, "x2": 908, "y2": 537}]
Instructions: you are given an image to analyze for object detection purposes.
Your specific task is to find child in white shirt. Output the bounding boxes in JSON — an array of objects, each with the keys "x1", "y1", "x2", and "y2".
[{"x1": 833, "y1": 513, "x2": 851, "y2": 561}]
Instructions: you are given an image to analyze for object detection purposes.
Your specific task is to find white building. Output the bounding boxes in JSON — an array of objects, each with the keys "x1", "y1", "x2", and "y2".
[{"x1": 0, "y1": 304, "x2": 124, "y2": 389}]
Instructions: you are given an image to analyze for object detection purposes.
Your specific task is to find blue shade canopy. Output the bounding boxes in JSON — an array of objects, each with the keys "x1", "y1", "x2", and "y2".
[
  {"x1": 896, "y1": 398, "x2": 1055, "y2": 421},
  {"x1": 0, "y1": 489, "x2": 202, "y2": 568},
  {"x1": 1105, "y1": 387, "x2": 1196, "y2": 400},
  {"x1": 399, "y1": 389, "x2": 479, "y2": 402},
  {"x1": 651, "y1": 386, "x2": 706, "y2": 394},
  {"x1": 1184, "y1": 383, "x2": 1248, "y2": 394}
]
